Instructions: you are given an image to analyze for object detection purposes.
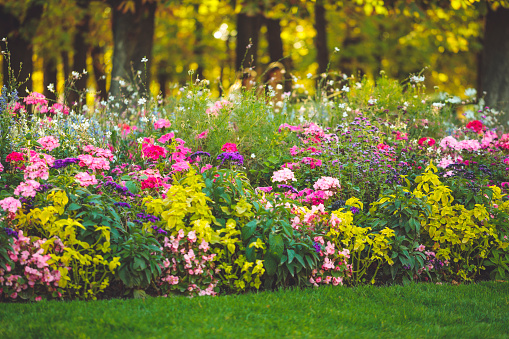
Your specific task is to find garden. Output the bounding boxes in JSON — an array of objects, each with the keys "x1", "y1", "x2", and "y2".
[
  {"x1": 1, "y1": 70, "x2": 509, "y2": 303},
  {"x1": 1, "y1": 0, "x2": 509, "y2": 336}
]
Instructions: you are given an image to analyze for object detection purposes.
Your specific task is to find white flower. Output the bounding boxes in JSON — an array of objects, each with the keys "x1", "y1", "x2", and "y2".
[
  {"x1": 432, "y1": 102, "x2": 445, "y2": 109},
  {"x1": 368, "y1": 98, "x2": 377, "y2": 105},
  {"x1": 307, "y1": 73, "x2": 313, "y2": 79},
  {"x1": 410, "y1": 75, "x2": 425, "y2": 83},
  {"x1": 341, "y1": 86, "x2": 350, "y2": 93},
  {"x1": 334, "y1": 47, "x2": 340, "y2": 52},
  {"x1": 138, "y1": 98, "x2": 147, "y2": 105},
  {"x1": 446, "y1": 96, "x2": 461, "y2": 104},
  {"x1": 343, "y1": 112, "x2": 348, "y2": 117},
  {"x1": 251, "y1": 153, "x2": 256, "y2": 159},
  {"x1": 72, "y1": 71, "x2": 80, "y2": 79},
  {"x1": 355, "y1": 82, "x2": 362, "y2": 89},
  {"x1": 141, "y1": 57, "x2": 148, "y2": 63},
  {"x1": 140, "y1": 116, "x2": 149, "y2": 123},
  {"x1": 464, "y1": 88, "x2": 477, "y2": 98},
  {"x1": 47, "y1": 83, "x2": 55, "y2": 92}
]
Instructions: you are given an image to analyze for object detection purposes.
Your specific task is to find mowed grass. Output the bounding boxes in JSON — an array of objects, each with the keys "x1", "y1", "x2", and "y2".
[{"x1": 1, "y1": 282, "x2": 508, "y2": 338}]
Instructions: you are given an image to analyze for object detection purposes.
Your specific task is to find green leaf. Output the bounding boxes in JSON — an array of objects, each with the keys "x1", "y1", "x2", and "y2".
[
  {"x1": 269, "y1": 233, "x2": 284, "y2": 260},
  {"x1": 287, "y1": 249, "x2": 295, "y2": 264},
  {"x1": 68, "y1": 203, "x2": 81, "y2": 211},
  {"x1": 241, "y1": 220, "x2": 257, "y2": 242},
  {"x1": 264, "y1": 254, "x2": 278, "y2": 276},
  {"x1": 125, "y1": 181, "x2": 139, "y2": 194}
]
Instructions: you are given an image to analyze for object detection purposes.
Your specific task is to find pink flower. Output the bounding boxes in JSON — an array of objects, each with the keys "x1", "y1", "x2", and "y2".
[
  {"x1": 313, "y1": 176, "x2": 340, "y2": 191},
  {"x1": 35, "y1": 296, "x2": 42, "y2": 302},
  {"x1": 142, "y1": 144, "x2": 168, "y2": 161},
  {"x1": 271, "y1": 168, "x2": 296, "y2": 183},
  {"x1": 158, "y1": 133, "x2": 174, "y2": 144},
  {"x1": 37, "y1": 136, "x2": 60, "y2": 151},
  {"x1": 440, "y1": 136, "x2": 458, "y2": 150},
  {"x1": 49, "y1": 103, "x2": 70, "y2": 115},
  {"x1": 14, "y1": 180, "x2": 41, "y2": 198},
  {"x1": 466, "y1": 120, "x2": 484, "y2": 133},
  {"x1": 221, "y1": 143, "x2": 238, "y2": 152},
  {"x1": 172, "y1": 161, "x2": 190, "y2": 172},
  {"x1": 200, "y1": 164, "x2": 212, "y2": 173},
  {"x1": 154, "y1": 119, "x2": 171, "y2": 129},
  {"x1": 196, "y1": 129, "x2": 209, "y2": 139},
  {"x1": 0, "y1": 162, "x2": 3, "y2": 172},
  {"x1": 24, "y1": 92, "x2": 48, "y2": 106},
  {"x1": 416, "y1": 244, "x2": 426, "y2": 252},
  {"x1": 418, "y1": 137, "x2": 436, "y2": 147},
  {"x1": 199, "y1": 240, "x2": 209, "y2": 252},
  {"x1": 187, "y1": 231, "x2": 197, "y2": 243},
  {"x1": 0, "y1": 197, "x2": 22, "y2": 213},
  {"x1": 75, "y1": 172, "x2": 98, "y2": 187}
]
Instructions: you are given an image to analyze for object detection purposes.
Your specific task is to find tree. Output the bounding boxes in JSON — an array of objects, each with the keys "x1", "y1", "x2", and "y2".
[
  {"x1": 108, "y1": 0, "x2": 157, "y2": 97},
  {"x1": 480, "y1": 5, "x2": 509, "y2": 126},
  {"x1": 0, "y1": 0, "x2": 43, "y2": 94}
]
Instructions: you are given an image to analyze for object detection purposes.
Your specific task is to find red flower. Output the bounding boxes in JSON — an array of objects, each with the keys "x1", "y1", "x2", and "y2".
[
  {"x1": 466, "y1": 120, "x2": 484, "y2": 133},
  {"x1": 221, "y1": 143, "x2": 238, "y2": 152},
  {"x1": 418, "y1": 137, "x2": 436, "y2": 147},
  {"x1": 6, "y1": 152, "x2": 24, "y2": 162}
]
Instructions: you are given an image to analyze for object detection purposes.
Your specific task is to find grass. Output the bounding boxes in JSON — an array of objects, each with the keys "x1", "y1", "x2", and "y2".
[{"x1": 1, "y1": 282, "x2": 508, "y2": 338}]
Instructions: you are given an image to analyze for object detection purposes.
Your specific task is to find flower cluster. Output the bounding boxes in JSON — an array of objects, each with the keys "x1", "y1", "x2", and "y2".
[
  {"x1": 158, "y1": 229, "x2": 218, "y2": 297},
  {"x1": 1, "y1": 231, "x2": 63, "y2": 301}
]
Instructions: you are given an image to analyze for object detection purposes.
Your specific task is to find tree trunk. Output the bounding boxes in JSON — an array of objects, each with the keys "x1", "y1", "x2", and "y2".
[
  {"x1": 0, "y1": 3, "x2": 42, "y2": 95},
  {"x1": 62, "y1": 51, "x2": 70, "y2": 82},
  {"x1": 235, "y1": 12, "x2": 262, "y2": 71},
  {"x1": 193, "y1": 4, "x2": 204, "y2": 81},
  {"x1": 109, "y1": 0, "x2": 156, "y2": 98},
  {"x1": 68, "y1": 1, "x2": 90, "y2": 106},
  {"x1": 43, "y1": 56, "x2": 57, "y2": 102},
  {"x1": 91, "y1": 46, "x2": 107, "y2": 100},
  {"x1": 481, "y1": 6, "x2": 509, "y2": 128},
  {"x1": 265, "y1": 17, "x2": 292, "y2": 92},
  {"x1": 314, "y1": 0, "x2": 329, "y2": 76}
]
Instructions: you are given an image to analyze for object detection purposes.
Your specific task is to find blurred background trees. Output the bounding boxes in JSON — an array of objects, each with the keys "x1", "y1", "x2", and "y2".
[{"x1": 0, "y1": 0, "x2": 508, "y2": 120}]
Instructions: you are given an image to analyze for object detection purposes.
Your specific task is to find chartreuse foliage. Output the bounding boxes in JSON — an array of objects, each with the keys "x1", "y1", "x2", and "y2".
[
  {"x1": 328, "y1": 197, "x2": 395, "y2": 285},
  {"x1": 368, "y1": 162, "x2": 509, "y2": 283},
  {"x1": 16, "y1": 189, "x2": 120, "y2": 300}
]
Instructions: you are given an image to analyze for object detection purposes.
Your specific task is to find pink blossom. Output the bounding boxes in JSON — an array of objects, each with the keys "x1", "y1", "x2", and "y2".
[
  {"x1": 154, "y1": 119, "x2": 172, "y2": 129},
  {"x1": 196, "y1": 129, "x2": 209, "y2": 139},
  {"x1": 187, "y1": 231, "x2": 197, "y2": 243},
  {"x1": 37, "y1": 136, "x2": 60, "y2": 152},
  {"x1": 221, "y1": 143, "x2": 238, "y2": 152},
  {"x1": 440, "y1": 136, "x2": 458, "y2": 150},
  {"x1": 49, "y1": 103, "x2": 70, "y2": 115},
  {"x1": 14, "y1": 180, "x2": 41, "y2": 198},
  {"x1": 271, "y1": 168, "x2": 296, "y2": 183},
  {"x1": 172, "y1": 161, "x2": 190, "y2": 172},
  {"x1": 158, "y1": 133, "x2": 174, "y2": 144},
  {"x1": 24, "y1": 92, "x2": 48, "y2": 106},
  {"x1": 75, "y1": 172, "x2": 98, "y2": 187},
  {"x1": 0, "y1": 197, "x2": 22, "y2": 214},
  {"x1": 313, "y1": 176, "x2": 340, "y2": 191},
  {"x1": 200, "y1": 164, "x2": 212, "y2": 173}
]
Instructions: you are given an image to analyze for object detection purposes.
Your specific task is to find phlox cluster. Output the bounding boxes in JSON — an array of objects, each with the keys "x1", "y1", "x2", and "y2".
[{"x1": 0, "y1": 231, "x2": 63, "y2": 301}]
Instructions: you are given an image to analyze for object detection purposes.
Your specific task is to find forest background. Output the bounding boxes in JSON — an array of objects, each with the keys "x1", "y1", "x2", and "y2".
[{"x1": 1, "y1": 0, "x2": 509, "y2": 123}]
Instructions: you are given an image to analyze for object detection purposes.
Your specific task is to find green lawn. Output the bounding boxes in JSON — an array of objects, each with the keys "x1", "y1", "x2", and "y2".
[{"x1": 1, "y1": 282, "x2": 508, "y2": 338}]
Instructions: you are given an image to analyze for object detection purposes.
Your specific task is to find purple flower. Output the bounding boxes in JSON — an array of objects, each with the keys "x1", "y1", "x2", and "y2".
[
  {"x1": 3, "y1": 227, "x2": 18, "y2": 239},
  {"x1": 51, "y1": 158, "x2": 79, "y2": 169},
  {"x1": 114, "y1": 202, "x2": 131, "y2": 209},
  {"x1": 217, "y1": 151, "x2": 244, "y2": 167}
]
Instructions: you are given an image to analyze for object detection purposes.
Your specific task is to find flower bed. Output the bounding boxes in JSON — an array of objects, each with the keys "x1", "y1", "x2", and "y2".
[{"x1": 0, "y1": 80, "x2": 508, "y2": 301}]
